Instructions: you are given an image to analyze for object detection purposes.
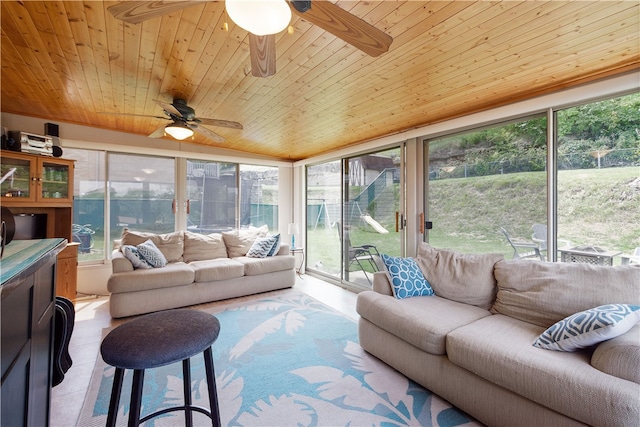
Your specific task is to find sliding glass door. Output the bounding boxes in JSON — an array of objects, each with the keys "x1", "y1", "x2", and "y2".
[{"x1": 424, "y1": 116, "x2": 548, "y2": 259}]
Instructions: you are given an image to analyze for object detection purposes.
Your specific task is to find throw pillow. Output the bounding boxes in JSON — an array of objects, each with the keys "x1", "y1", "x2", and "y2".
[
  {"x1": 183, "y1": 231, "x2": 227, "y2": 262},
  {"x1": 416, "y1": 243, "x2": 503, "y2": 309},
  {"x1": 267, "y1": 234, "x2": 281, "y2": 256},
  {"x1": 381, "y1": 253, "x2": 435, "y2": 300},
  {"x1": 247, "y1": 235, "x2": 280, "y2": 258},
  {"x1": 136, "y1": 239, "x2": 168, "y2": 268},
  {"x1": 121, "y1": 245, "x2": 152, "y2": 269},
  {"x1": 120, "y1": 229, "x2": 184, "y2": 262},
  {"x1": 533, "y1": 304, "x2": 640, "y2": 352},
  {"x1": 222, "y1": 225, "x2": 269, "y2": 257}
]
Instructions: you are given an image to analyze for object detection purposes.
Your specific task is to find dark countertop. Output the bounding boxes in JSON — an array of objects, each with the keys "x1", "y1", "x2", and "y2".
[{"x1": 1, "y1": 238, "x2": 66, "y2": 286}]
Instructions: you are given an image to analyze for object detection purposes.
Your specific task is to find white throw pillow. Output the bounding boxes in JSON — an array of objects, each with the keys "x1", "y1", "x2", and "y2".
[{"x1": 533, "y1": 304, "x2": 640, "y2": 351}]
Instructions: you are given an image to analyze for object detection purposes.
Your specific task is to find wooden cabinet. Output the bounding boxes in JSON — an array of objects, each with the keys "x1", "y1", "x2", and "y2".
[
  {"x1": 1, "y1": 239, "x2": 65, "y2": 427},
  {"x1": 1, "y1": 151, "x2": 75, "y2": 242},
  {"x1": 1, "y1": 151, "x2": 74, "y2": 205},
  {"x1": 56, "y1": 242, "x2": 78, "y2": 302}
]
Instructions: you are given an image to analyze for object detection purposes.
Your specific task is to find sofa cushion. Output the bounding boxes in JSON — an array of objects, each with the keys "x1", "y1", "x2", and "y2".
[
  {"x1": 492, "y1": 261, "x2": 640, "y2": 328},
  {"x1": 591, "y1": 324, "x2": 640, "y2": 384},
  {"x1": 189, "y1": 258, "x2": 245, "y2": 282},
  {"x1": 381, "y1": 254, "x2": 434, "y2": 299},
  {"x1": 533, "y1": 304, "x2": 640, "y2": 351},
  {"x1": 222, "y1": 225, "x2": 269, "y2": 257},
  {"x1": 234, "y1": 255, "x2": 295, "y2": 276},
  {"x1": 416, "y1": 243, "x2": 504, "y2": 309},
  {"x1": 108, "y1": 262, "x2": 195, "y2": 293},
  {"x1": 356, "y1": 290, "x2": 491, "y2": 355},
  {"x1": 183, "y1": 231, "x2": 227, "y2": 262},
  {"x1": 446, "y1": 314, "x2": 640, "y2": 426},
  {"x1": 120, "y1": 230, "x2": 184, "y2": 262}
]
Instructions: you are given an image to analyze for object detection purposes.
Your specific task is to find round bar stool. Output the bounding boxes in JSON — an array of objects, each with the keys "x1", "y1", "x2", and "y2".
[{"x1": 100, "y1": 309, "x2": 222, "y2": 427}]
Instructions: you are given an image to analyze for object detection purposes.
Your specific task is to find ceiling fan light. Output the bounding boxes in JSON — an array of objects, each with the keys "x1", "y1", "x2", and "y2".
[
  {"x1": 165, "y1": 123, "x2": 194, "y2": 140},
  {"x1": 226, "y1": 0, "x2": 291, "y2": 36}
]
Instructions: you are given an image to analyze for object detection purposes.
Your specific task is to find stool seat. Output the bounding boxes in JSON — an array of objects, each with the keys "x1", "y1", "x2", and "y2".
[
  {"x1": 102, "y1": 309, "x2": 220, "y2": 370},
  {"x1": 100, "y1": 309, "x2": 221, "y2": 427}
]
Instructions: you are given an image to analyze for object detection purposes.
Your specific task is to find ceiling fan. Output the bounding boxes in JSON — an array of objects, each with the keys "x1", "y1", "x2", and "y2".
[
  {"x1": 107, "y1": 0, "x2": 393, "y2": 77},
  {"x1": 107, "y1": 98, "x2": 243, "y2": 143}
]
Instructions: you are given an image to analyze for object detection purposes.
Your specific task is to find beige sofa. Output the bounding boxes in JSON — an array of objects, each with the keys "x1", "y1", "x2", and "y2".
[
  {"x1": 357, "y1": 243, "x2": 640, "y2": 427},
  {"x1": 108, "y1": 228, "x2": 296, "y2": 318}
]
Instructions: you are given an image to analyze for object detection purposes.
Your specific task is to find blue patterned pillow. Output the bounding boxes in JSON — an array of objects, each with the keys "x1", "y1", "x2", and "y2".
[
  {"x1": 266, "y1": 234, "x2": 281, "y2": 256},
  {"x1": 121, "y1": 245, "x2": 152, "y2": 269},
  {"x1": 247, "y1": 234, "x2": 279, "y2": 258},
  {"x1": 136, "y1": 239, "x2": 168, "y2": 268},
  {"x1": 381, "y1": 254, "x2": 435, "y2": 299},
  {"x1": 533, "y1": 304, "x2": 640, "y2": 352}
]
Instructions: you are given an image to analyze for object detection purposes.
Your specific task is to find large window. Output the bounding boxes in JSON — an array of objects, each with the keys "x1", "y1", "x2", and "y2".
[
  {"x1": 65, "y1": 148, "x2": 106, "y2": 262},
  {"x1": 108, "y1": 153, "x2": 176, "y2": 242},
  {"x1": 556, "y1": 92, "x2": 640, "y2": 264},
  {"x1": 186, "y1": 160, "x2": 237, "y2": 233},
  {"x1": 425, "y1": 116, "x2": 548, "y2": 259},
  {"x1": 239, "y1": 165, "x2": 278, "y2": 230}
]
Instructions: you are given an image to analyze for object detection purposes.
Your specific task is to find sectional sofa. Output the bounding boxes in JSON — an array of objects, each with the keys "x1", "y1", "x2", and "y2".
[
  {"x1": 108, "y1": 227, "x2": 295, "y2": 318},
  {"x1": 357, "y1": 243, "x2": 640, "y2": 426}
]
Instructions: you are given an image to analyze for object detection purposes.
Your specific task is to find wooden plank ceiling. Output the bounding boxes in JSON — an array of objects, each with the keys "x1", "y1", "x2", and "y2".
[{"x1": 1, "y1": 1, "x2": 639, "y2": 161}]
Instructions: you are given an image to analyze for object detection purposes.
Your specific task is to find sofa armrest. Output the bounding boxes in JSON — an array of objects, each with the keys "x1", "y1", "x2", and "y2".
[
  {"x1": 111, "y1": 249, "x2": 134, "y2": 273},
  {"x1": 277, "y1": 244, "x2": 290, "y2": 256},
  {"x1": 372, "y1": 271, "x2": 393, "y2": 296}
]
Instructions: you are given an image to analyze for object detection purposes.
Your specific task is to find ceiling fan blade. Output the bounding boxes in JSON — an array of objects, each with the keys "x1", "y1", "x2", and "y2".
[
  {"x1": 290, "y1": 1, "x2": 392, "y2": 57},
  {"x1": 191, "y1": 125, "x2": 226, "y2": 143},
  {"x1": 107, "y1": 1, "x2": 202, "y2": 24},
  {"x1": 197, "y1": 118, "x2": 243, "y2": 130},
  {"x1": 148, "y1": 125, "x2": 166, "y2": 139},
  {"x1": 98, "y1": 112, "x2": 168, "y2": 120},
  {"x1": 153, "y1": 99, "x2": 182, "y2": 117},
  {"x1": 249, "y1": 34, "x2": 277, "y2": 78}
]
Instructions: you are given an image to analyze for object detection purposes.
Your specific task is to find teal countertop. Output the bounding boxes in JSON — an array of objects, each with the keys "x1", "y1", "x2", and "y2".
[{"x1": 1, "y1": 238, "x2": 66, "y2": 285}]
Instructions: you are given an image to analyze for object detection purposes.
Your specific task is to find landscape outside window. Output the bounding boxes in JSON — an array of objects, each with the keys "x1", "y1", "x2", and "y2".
[
  {"x1": 65, "y1": 148, "x2": 106, "y2": 262},
  {"x1": 426, "y1": 92, "x2": 639, "y2": 263},
  {"x1": 556, "y1": 93, "x2": 640, "y2": 263}
]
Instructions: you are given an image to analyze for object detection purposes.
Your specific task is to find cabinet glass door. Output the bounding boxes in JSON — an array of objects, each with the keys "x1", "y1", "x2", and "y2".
[
  {"x1": 41, "y1": 160, "x2": 70, "y2": 200},
  {"x1": 1, "y1": 155, "x2": 32, "y2": 199}
]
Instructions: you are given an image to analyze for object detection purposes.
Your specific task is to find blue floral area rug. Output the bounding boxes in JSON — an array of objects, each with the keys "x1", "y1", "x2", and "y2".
[{"x1": 79, "y1": 291, "x2": 481, "y2": 426}]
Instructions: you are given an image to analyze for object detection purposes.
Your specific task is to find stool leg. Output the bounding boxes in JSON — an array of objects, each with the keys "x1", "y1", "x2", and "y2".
[
  {"x1": 183, "y1": 358, "x2": 193, "y2": 427},
  {"x1": 106, "y1": 367, "x2": 125, "y2": 427},
  {"x1": 128, "y1": 369, "x2": 145, "y2": 427},
  {"x1": 203, "y1": 347, "x2": 221, "y2": 427}
]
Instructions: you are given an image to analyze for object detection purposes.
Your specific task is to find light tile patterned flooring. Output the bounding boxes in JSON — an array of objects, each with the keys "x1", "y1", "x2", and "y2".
[{"x1": 50, "y1": 275, "x2": 358, "y2": 426}]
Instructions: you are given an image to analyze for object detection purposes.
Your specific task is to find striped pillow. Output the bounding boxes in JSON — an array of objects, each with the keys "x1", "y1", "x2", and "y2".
[
  {"x1": 247, "y1": 235, "x2": 279, "y2": 258},
  {"x1": 533, "y1": 304, "x2": 640, "y2": 351}
]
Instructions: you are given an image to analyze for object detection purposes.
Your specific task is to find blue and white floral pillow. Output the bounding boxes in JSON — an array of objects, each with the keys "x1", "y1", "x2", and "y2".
[
  {"x1": 136, "y1": 239, "x2": 168, "y2": 268},
  {"x1": 533, "y1": 304, "x2": 640, "y2": 351},
  {"x1": 121, "y1": 245, "x2": 152, "y2": 269},
  {"x1": 381, "y1": 253, "x2": 435, "y2": 300}
]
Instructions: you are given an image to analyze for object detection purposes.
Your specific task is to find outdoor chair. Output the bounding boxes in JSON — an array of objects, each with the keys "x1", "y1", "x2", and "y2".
[
  {"x1": 621, "y1": 247, "x2": 640, "y2": 265},
  {"x1": 501, "y1": 227, "x2": 544, "y2": 261},
  {"x1": 335, "y1": 222, "x2": 381, "y2": 285},
  {"x1": 531, "y1": 223, "x2": 572, "y2": 258}
]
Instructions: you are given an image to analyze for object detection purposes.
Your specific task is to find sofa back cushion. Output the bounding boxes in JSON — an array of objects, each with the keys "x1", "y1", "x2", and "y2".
[
  {"x1": 492, "y1": 261, "x2": 640, "y2": 328},
  {"x1": 222, "y1": 225, "x2": 269, "y2": 258},
  {"x1": 183, "y1": 231, "x2": 228, "y2": 262},
  {"x1": 120, "y1": 230, "x2": 184, "y2": 262},
  {"x1": 415, "y1": 243, "x2": 504, "y2": 309}
]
